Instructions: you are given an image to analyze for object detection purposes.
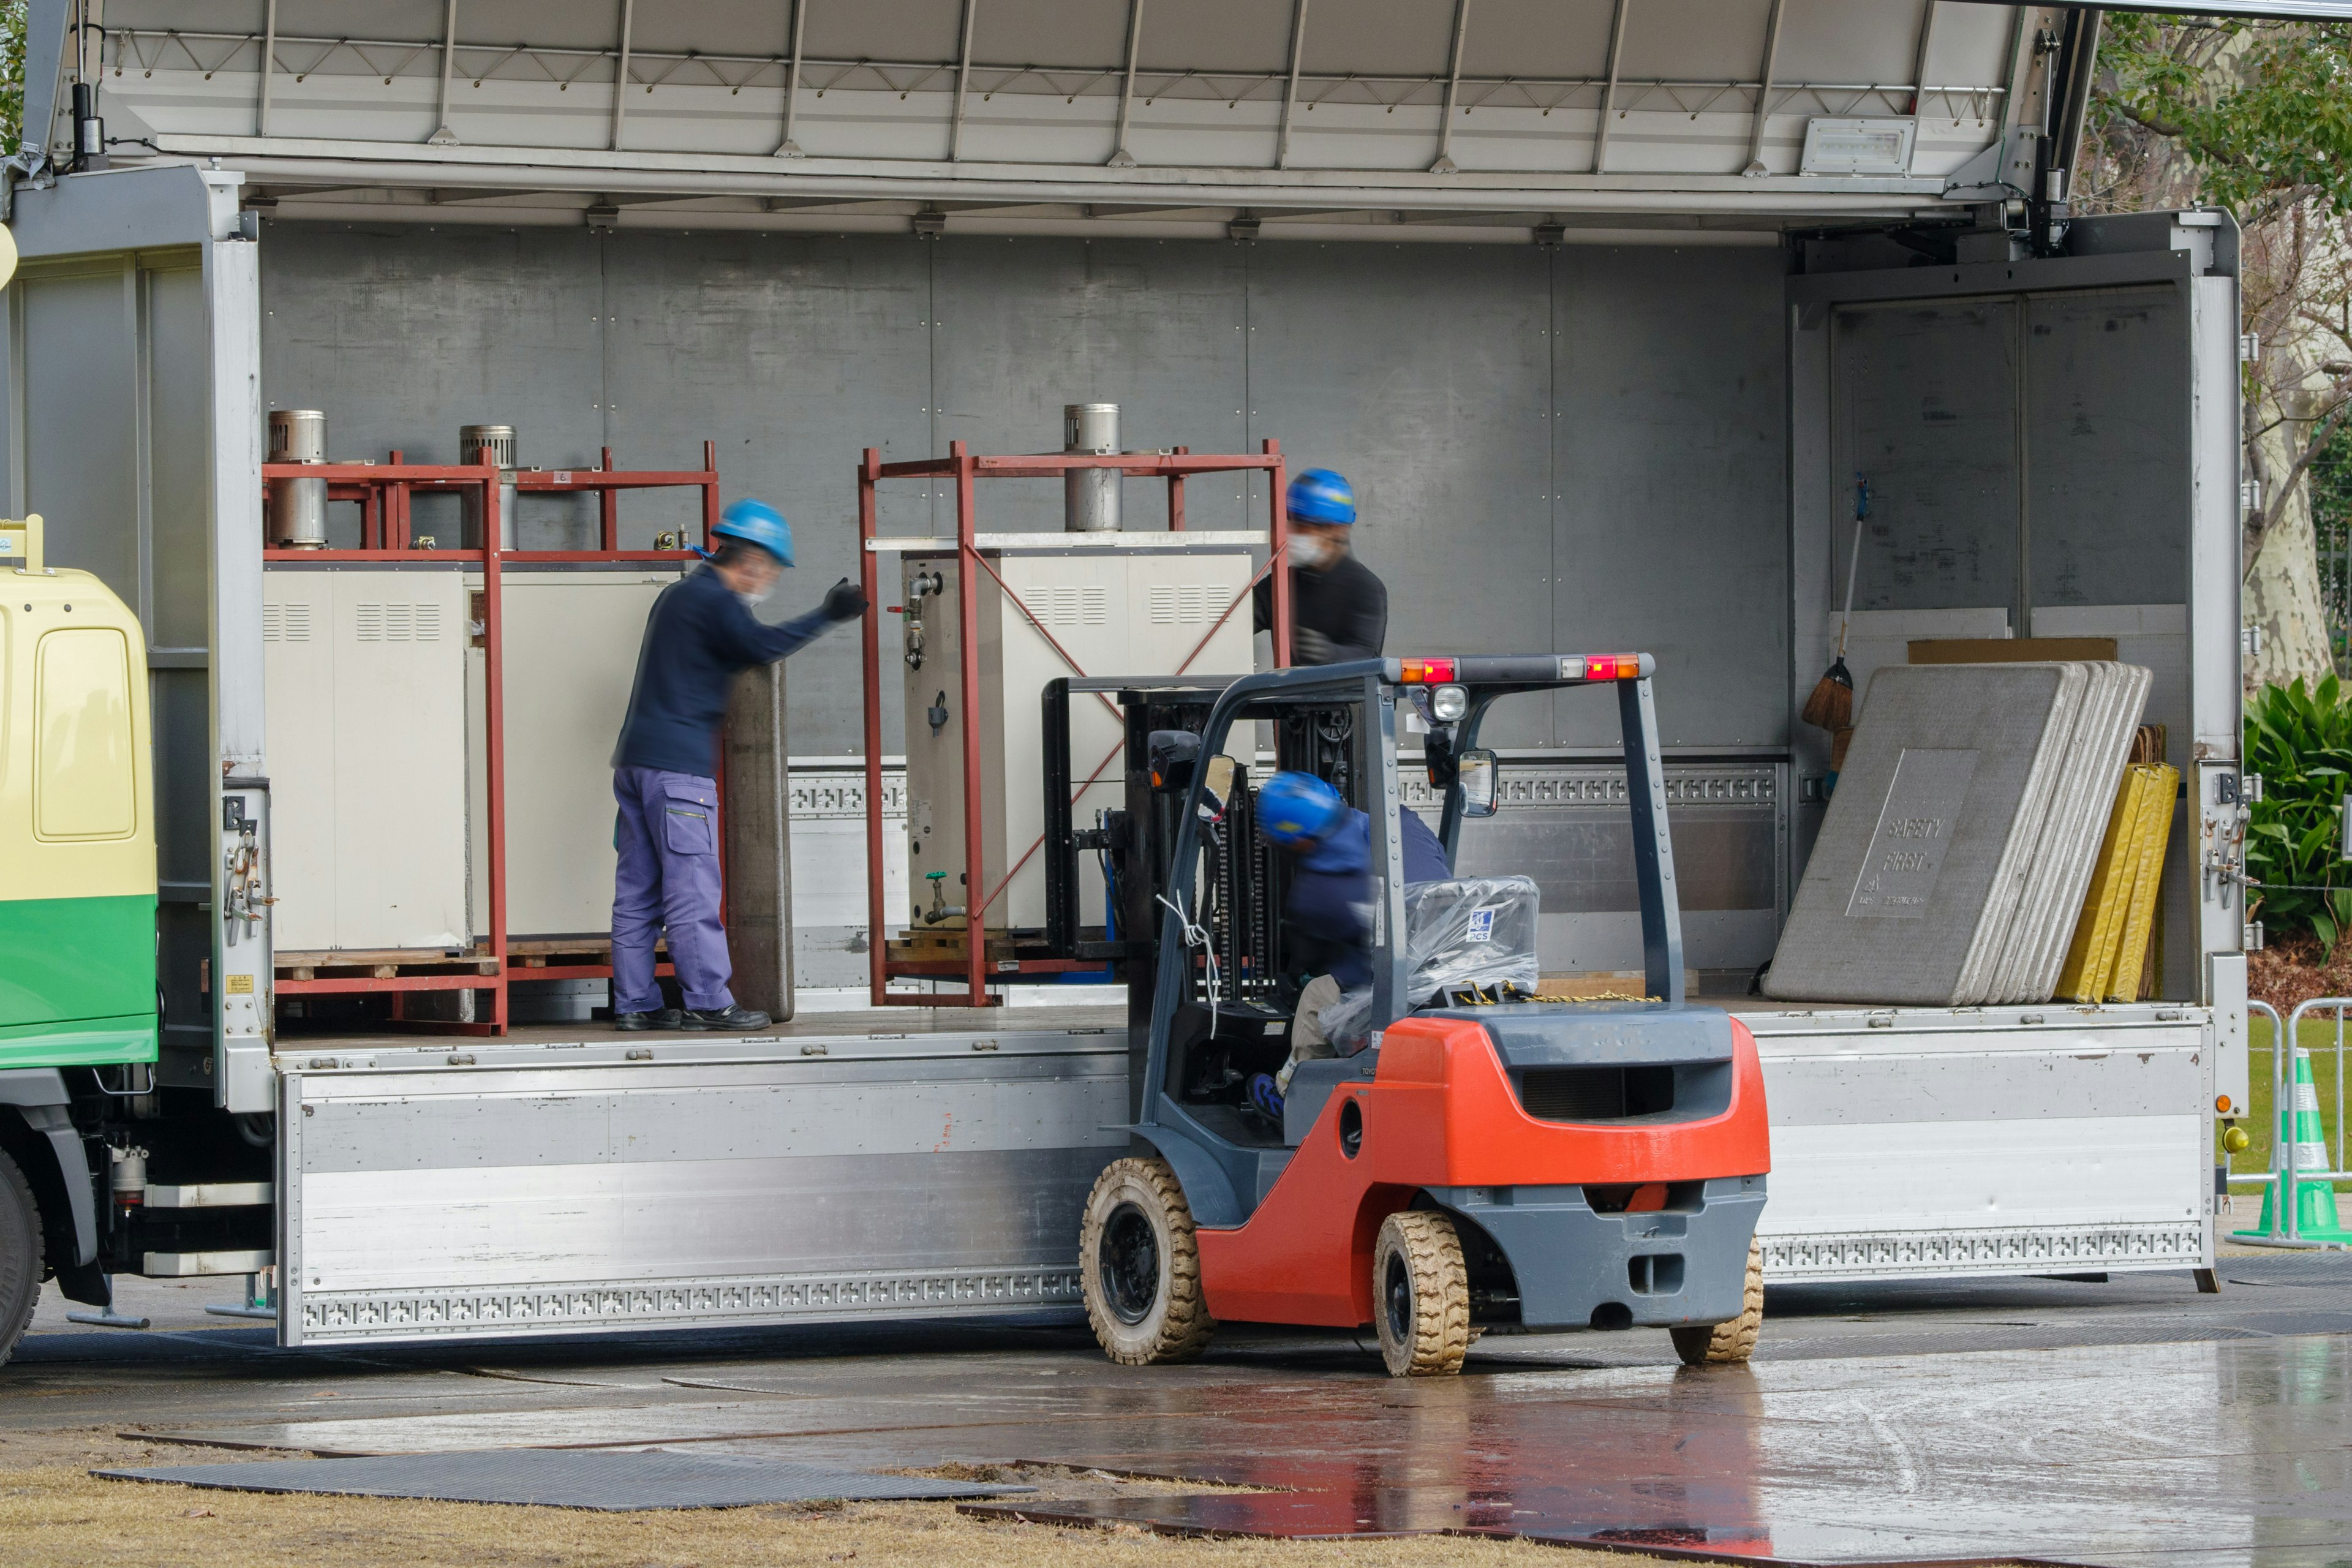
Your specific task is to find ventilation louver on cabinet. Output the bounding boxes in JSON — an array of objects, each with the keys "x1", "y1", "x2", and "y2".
[
  {"x1": 262, "y1": 603, "x2": 314, "y2": 643},
  {"x1": 354, "y1": 603, "x2": 445, "y2": 643}
]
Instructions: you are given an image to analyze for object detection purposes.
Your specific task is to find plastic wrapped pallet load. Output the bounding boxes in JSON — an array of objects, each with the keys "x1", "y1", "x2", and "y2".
[{"x1": 1763, "y1": 662, "x2": 2152, "y2": 1006}]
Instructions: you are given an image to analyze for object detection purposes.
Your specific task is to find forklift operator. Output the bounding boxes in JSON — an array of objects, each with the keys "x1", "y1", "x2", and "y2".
[
  {"x1": 608, "y1": 499, "x2": 867, "y2": 1033},
  {"x1": 1253, "y1": 467, "x2": 1387, "y2": 666},
  {"x1": 1245, "y1": 770, "x2": 1447, "y2": 1120}
]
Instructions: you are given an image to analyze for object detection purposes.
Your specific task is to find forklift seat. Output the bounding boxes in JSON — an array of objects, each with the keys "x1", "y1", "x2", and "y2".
[
  {"x1": 1283, "y1": 1052, "x2": 1378, "y2": 1145},
  {"x1": 1313, "y1": 875, "x2": 1542, "y2": 1048}
]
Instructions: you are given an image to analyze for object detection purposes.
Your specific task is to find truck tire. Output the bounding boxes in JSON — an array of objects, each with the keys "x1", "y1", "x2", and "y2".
[
  {"x1": 1374, "y1": 1210, "x2": 1469, "y2": 1377},
  {"x1": 1080, "y1": 1157, "x2": 1215, "y2": 1365},
  {"x1": 1671, "y1": 1236, "x2": 1763, "y2": 1366},
  {"x1": 0, "y1": 1147, "x2": 42, "y2": 1368}
]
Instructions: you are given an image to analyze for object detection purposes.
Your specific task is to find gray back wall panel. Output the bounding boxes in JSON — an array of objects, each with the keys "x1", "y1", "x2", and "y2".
[
  {"x1": 1554, "y1": 245, "x2": 1789, "y2": 750},
  {"x1": 931, "y1": 237, "x2": 1251, "y2": 535},
  {"x1": 259, "y1": 226, "x2": 1791, "y2": 755},
  {"x1": 1244, "y1": 242, "x2": 1556, "y2": 746}
]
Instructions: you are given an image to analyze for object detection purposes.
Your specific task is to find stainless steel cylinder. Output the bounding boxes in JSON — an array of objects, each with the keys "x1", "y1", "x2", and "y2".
[
  {"x1": 459, "y1": 424, "x2": 516, "y2": 468},
  {"x1": 266, "y1": 409, "x2": 329, "y2": 548},
  {"x1": 270, "y1": 409, "x2": 327, "y2": 463},
  {"x1": 1063, "y1": 402, "x2": 1120, "y2": 533},
  {"x1": 459, "y1": 424, "x2": 519, "y2": 550}
]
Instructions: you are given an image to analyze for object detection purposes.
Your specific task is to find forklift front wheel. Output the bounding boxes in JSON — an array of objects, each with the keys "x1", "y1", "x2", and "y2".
[
  {"x1": 1080, "y1": 1157, "x2": 1216, "y2": 1366},
  {"x1": 1373, "y1": 1210, "x2": 1471, "y2": 1377},
  {"x1": 1669, "y1": 1236, "x2": 1764, "y2": 1366}
]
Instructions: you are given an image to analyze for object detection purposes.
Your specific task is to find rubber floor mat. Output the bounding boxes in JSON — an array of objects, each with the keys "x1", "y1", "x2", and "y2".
[{"x1": 96, "y1": 1447, "x2": 1034, "y2": 1510}]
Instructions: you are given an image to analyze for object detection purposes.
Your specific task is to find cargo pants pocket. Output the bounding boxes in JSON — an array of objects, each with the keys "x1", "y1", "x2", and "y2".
[{"x1": 662, "y1": 781, "x2": 716, "y2": 856}]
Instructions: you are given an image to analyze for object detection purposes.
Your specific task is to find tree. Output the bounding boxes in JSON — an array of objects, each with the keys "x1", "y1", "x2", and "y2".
[
  {"x1": 2086, "y1": 15, "x2": 2352, "y2": 691},
  {"x1": 0, "y1": 2, "x2": 21, "y2": 157}
]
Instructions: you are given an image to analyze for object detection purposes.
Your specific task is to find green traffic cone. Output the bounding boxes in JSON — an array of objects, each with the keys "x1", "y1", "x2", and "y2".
[{"x1": 2239, "y1": 1042, "x2": 2351, "y2": 1243}]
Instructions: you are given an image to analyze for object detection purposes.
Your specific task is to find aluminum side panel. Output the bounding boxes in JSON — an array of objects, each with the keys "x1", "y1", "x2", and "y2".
[
  {"x1": 1740, "y1": 1011, "x2": 2213, "y2": 1280},
  {"x1": 278, "y1": 1035, "x2": 1126, "y2": 1345}
]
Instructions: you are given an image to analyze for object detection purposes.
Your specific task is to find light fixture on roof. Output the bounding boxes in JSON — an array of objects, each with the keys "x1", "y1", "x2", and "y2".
[{"x1": 1798, "y1": 118, "x2": 1917, "y2": 178}]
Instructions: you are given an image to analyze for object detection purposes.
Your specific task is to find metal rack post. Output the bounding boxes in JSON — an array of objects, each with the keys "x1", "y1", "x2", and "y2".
[{"x1": 855, "y1": 441, "x2": 1294, "y2": 1008}]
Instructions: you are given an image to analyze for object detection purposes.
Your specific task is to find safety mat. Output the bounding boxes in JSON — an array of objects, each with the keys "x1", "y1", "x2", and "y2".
[{"x1": 95, "y1": 1447, "x2": 1034, "y2": 1510}]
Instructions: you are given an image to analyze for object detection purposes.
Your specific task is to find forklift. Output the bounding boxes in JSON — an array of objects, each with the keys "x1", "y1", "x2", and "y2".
[{"x1": 1039, "y1": 654, "x2": 1771, "y2": 1377}]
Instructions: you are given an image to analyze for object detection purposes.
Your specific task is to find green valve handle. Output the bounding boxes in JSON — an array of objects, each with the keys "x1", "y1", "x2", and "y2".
[{"x1": 926, "y1": 870, "x2": 947, "y2": 883}]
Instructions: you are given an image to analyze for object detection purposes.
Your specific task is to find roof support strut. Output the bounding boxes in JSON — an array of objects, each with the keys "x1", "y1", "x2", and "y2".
[
  {"x1": 428, "y1": 0, "x2": 459, "y2": 145},
  {"x1": 1742, "y1": 0, "x2": 1785, "y2": 176},
  {"x1": 949, "y1": 0, "x2": 979, "y2": 161},
  {"x1": 1430, "y1": 0, "x2": 1471, "y2": 174},
  {"x1": 257, "y1": 0, "x2": 279, "y2": 137},
  {"x1": 610, "y1": 0, "x2": 635, "y2": 152},
  {"x1": 1109, "y1": 0, "x2": 1144, "y2": 168},
  {"x1": 1276, "y1": 0, "x2": 1310, "y2": 170},
  {"x1": 1904, "y1": 0, "x2": 1939, "y2": 173},
  {"x1": 1591, "y1": 0, "x2": 1629, "y2": 173},
  {"x1": 776, "y1": 0, "x2": 808, "y2": 156}
]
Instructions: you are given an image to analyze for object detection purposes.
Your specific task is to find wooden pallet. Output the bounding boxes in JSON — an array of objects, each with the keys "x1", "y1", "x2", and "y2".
[
  {"x1": 275, "y1": 940, "x2": 667, "y2": 979},
  {"x1": 275, "y1": 948, "x2": 497, "y2": 981}
]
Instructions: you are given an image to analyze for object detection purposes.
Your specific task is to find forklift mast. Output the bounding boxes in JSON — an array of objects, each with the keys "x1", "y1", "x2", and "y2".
[{"x1": 1041, "y1": 654, "x2": 1686, "y2": 1138}]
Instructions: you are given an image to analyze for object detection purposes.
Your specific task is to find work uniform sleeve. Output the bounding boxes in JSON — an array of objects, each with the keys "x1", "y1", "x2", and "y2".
[
  {"x1": 1325, "y1": 562, "x2": 1387, "y2": 663},
  {"x1": 1398, "y1": 805, "x2": 1451, "y2": 883},
  {"x1": 1253, "y1": 571, "x2": 1274, "y2": 635},
  {"x1": 712, "y1": 595, "x2": 835, "y2": 668}
]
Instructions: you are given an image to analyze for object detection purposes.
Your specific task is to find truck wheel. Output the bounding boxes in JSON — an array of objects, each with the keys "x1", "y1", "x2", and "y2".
[
  {"x1": 1373, "y1": 1210, "x2": 1469, "y2": 1377},
  {"x1": 0, "y1": 1148, "x2": 42, "y2": 1368},
  {"x1": 1671, "y1": 1236, "x2": 1763, "y2": 1366},
  {"x1": 1080, "y1": 1157, "x2": 1215, "y2": 1365}
]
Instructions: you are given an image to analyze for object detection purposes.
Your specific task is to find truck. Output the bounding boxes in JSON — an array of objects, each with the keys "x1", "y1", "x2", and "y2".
[{"x1": 1, "y1": 0, "x2": 2251, "y2": 1362}]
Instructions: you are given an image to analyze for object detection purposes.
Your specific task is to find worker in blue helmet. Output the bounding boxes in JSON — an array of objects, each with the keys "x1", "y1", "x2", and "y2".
[
  {"x1": 1246, "y1": 770, "x2": 1447, "y2": 1121},
  {"x1": 1253, "y1": 467, "x2": 1388, "y2": 666},
  {"x1": 608, "y1": 498, "x2": 867, "y2": 1032}
]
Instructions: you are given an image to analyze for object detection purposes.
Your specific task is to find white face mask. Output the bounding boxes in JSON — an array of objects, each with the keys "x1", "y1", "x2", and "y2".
[
  {"x1": 1287, "y1": 533, "x2": 1333, "y2": 569},
  {"x1": 736, "y1": 586, "x2": 773, "y2": 609}
]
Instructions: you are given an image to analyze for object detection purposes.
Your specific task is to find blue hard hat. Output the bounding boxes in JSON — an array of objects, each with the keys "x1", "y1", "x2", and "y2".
[
  {"x1": 714, "y1": 497, "x2": 795, "y2": 565},
  {"x1": 1286, "y1": 467, "x2": 1356, "y2": 526},
  {"x1": 1257, "y1": 771, "x2": 1346, "y2": 846}
]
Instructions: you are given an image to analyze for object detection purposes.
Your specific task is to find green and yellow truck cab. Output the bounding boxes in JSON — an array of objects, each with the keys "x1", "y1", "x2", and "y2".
[{"x1": 0, "y1": 512, "x2": 159, "y2": 1357}]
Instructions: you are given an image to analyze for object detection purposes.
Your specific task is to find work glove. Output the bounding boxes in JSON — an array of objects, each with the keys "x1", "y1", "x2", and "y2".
[
  {"x1": 1290, "y1": 626, "x2": 1336, "y2": 665},
  {"x1": 822, "y1": 578, "x2": 869, "y2": 622}
]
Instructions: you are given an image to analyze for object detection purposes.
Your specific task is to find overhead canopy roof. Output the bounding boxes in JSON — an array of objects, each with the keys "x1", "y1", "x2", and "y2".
[{"x1": 38, "y1": 1, "x2": 2342, "y2": 236}]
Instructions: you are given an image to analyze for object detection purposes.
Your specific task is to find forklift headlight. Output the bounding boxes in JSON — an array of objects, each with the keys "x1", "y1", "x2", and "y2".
[{"x1": 1430, "y1": 685, "x2": 1468, "y2": 722}]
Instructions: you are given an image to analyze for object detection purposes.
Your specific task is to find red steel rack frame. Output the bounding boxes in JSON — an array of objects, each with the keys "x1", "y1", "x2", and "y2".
[
  {"x1": 857, "y1": 438, "x2": 1295, "y2": 1009},
  {"x1": 262, "y1": 444, "x2": 721, "y2": 1034}
]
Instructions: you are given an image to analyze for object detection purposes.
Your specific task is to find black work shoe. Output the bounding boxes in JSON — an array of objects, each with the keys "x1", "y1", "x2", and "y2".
[
  {"x1": 615, "y1": 1008, "x2": 682, "y2": 1031},
  {"x1": 680, "y1": 1005, "x2": 772, "y2": 1031}
]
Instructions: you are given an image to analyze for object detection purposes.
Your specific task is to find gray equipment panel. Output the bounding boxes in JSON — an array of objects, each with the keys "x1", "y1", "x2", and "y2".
[{"x1": 276, "y1": 1026, "x2": 1127, "y2": 1346}]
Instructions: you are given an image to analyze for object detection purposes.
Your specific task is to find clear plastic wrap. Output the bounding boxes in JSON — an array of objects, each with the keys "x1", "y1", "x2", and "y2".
[{"x1": 1316, "y1": 875, "x2": 1541, "y2": 1047}]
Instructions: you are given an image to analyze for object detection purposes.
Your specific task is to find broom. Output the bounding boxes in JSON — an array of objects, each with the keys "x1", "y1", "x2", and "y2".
[{"x1": 1801, "y1": 477, "x2": 1869, "y2": 733}]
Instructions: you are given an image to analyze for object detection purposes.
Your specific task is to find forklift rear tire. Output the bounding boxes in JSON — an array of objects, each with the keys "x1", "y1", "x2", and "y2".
[
  {"x1": 1373, "y1": 1211, "x2": 1470, "y2": 1377},
  {"x1": 1670, "y1": 1236, "x2": 1763, "y2": 1366},
  {"x1": 0, "y1": 1147, "x2": 42, "y2": 1368},
  {"x1": 1080, "y1": 1157, "x2": 1215, "y2": 1365}
]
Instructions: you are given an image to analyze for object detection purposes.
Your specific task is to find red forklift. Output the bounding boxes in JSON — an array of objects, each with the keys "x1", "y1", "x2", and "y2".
[{"x1": 1039, "y1": 654, "x2": 1771, "y2": 1377}]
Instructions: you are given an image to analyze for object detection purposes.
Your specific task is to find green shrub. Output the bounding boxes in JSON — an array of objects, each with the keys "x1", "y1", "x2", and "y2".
[{"x1": 2247, "y1": 676, "x2": 2352, "y2": 956}]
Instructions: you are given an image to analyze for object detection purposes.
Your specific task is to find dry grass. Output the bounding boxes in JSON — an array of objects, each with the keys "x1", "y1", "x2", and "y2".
[{"x1": 0, "y1": 1429, "x2": 1629, "y2": 1568}]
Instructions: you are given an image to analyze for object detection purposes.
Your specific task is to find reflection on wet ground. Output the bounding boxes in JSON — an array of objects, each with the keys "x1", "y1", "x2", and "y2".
[{"x1": 11, "y1": 1255, "x2": 2352, "y2": 1566}]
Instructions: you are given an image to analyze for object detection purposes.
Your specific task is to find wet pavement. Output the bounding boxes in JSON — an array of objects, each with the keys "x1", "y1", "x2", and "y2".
[{"x1": 9, "y1": 1254, "x2": 2352, "y2": 1566}]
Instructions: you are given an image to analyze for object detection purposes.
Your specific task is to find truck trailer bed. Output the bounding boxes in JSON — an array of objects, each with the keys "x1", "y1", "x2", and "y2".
[{"x1": 267, "y1": 999, "x2": 2215, "y2": 1348}]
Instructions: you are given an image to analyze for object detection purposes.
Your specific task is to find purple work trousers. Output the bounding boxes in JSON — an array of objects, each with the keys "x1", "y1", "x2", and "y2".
[{"x1": 611, "y1": 766, "x2": 732, "y2": 1014}]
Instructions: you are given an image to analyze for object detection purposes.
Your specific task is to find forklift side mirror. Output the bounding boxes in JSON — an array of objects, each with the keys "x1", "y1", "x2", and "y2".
[
  {"x1": 1457, "y1": 748, "x2": 1500, "y2": 820},
  {"x1": 1198, "y1": 754, "x2": 1237, "y2": 820}
]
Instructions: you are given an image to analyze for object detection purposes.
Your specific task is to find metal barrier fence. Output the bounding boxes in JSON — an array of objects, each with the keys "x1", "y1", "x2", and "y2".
[{"x1": 2230, "y1": 998, "x2": 2350, "y2": 1247}]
